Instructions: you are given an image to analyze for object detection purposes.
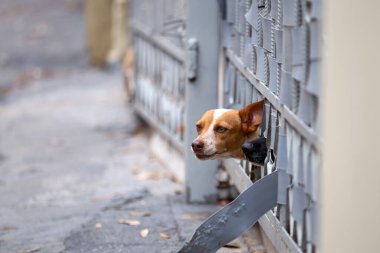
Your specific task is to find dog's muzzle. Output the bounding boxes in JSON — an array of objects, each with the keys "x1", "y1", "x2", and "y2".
[{"x1": 242, "y1": 137, "x2": 268, "y2": 165}]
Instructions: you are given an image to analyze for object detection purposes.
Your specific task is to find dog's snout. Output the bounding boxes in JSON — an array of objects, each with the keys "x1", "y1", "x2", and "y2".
[
  {"x1": 191, "y1": 140, "x2": 204, "y2": 151},
  {"x1": 242, "y1": 142, "x2": 253, "y2": 153}
]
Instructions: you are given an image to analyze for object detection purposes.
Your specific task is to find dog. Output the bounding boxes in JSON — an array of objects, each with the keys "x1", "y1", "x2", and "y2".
[{"x1": 191, "y1": 100, "x2": 265, "y2": 160}]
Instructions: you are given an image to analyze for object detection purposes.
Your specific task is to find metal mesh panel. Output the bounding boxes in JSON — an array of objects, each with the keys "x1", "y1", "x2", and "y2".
[
  {"x1": 130, "y1": 0, "x2": 187, "y2": 151},
  {"x1": 222, "y1": 0, "x2": 321, "y2": 252}
]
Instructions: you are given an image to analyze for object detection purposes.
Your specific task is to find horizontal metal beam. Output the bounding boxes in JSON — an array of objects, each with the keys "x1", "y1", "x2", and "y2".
[
  {"x1": 131, "y1": 20, "x2": 186, "y2": 63},
  {"x1": 223, "y1": 159, "x2": 302, "y2": 253},
  {"x1": 226, "y1": 49, "x2": 321, "y2": 150},
  {"x1": 133, "y1": 104, "x2": 184, "y2": 153}
]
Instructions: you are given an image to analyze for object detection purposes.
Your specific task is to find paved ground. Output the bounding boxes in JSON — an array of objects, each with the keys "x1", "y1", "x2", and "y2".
[{"x1": 0, "y1": 0, "x2": 87, "y2": 97}]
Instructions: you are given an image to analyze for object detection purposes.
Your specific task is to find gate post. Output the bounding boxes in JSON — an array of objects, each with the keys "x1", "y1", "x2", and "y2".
[{"x1": 185, "y1": 0, "x2": 221, "y2": 203}]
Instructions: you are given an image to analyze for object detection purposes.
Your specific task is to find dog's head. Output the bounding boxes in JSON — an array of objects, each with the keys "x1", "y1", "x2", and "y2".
[{"x1": 191, "y1": 100, "x2": 265, "y2": 160}]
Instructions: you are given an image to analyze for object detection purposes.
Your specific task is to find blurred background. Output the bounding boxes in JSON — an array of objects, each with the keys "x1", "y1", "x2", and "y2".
[
  {"x1": 0, "y1": 0, "x2": 87, "y2": 96},
  {"x1": 1, "y1": 0, "x2": 380, "y2": 253}
]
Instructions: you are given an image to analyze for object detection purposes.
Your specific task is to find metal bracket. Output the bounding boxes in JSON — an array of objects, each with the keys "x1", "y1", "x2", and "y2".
[{"x1": 186, "y1": 38, "x2": 198, "y2": 81}]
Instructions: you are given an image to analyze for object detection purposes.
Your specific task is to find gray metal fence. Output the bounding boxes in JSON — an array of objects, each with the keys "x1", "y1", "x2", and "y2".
[
  {"x1": 131, "y1": 0, "x2": 187, "y2": 151},
  {"x1": 130, "y1": 0, "x2": 321, "y2": 252},
  {"x1": 221, "y1": 0, "x2": 321, "y2": 252}
]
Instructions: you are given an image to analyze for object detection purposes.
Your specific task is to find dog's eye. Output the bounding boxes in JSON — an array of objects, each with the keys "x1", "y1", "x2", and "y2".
[
  {"x1": 196, "y1": 124, "x2": 203, "y2": 132},
  {"x1": 215, "y1": 126, "x2": 227, "y2": 133}
]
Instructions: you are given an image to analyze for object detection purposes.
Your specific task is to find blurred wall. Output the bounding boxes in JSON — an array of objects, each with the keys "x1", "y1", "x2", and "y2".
[
  {"x1": 321, "y1": 0, "x2": 380, "y2": 252},
  {"x1": 85, "y1": 0, "x2": 112, "y2": 66},
  {"x1": 85, "y1": 0, "x2": 128, "y2": 67}
]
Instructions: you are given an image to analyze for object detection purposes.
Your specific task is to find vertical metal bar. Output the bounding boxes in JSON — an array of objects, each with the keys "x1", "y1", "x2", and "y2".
[{"x1": 185, "y1": 0, "x2": 221, "y2": 203}]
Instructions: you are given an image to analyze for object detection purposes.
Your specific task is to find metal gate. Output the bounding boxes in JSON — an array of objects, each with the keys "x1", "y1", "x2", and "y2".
[
  {"x1": 130, "y1": 0, "x2": 187, "y2": 151},
  {"x1": 220, "y1": 0, "x2": 321, "y2": 252},
  {"x1": 129, "y1": 0, "x2": 322, "y2": 252}
]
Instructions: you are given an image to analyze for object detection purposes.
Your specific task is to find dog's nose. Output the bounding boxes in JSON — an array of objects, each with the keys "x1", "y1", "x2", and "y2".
[
  {"x1": 242, "y1": 142, "x2": 253, "y2": 154},
  {"x1": 191, "y1": 140, "x2": 204, "y2": 151}
]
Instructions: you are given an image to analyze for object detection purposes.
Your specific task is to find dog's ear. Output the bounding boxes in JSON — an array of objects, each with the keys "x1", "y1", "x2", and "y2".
[{"x1": 239, "y1": 99, "x2": 265, "y2": 134}]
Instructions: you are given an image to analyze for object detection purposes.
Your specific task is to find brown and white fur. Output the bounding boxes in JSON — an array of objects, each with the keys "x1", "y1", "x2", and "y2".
[{"x1": 191, "y1": 100, "x2": 265, "y2": 160}]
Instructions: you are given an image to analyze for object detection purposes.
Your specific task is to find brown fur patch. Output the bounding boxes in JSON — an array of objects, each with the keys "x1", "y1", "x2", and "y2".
[
  {"x1": 213, "y1": 110, "x2": 246, "y2": 158},
  {"x1": 196, "y1": 110, "x2": 215, "y2": 135}
]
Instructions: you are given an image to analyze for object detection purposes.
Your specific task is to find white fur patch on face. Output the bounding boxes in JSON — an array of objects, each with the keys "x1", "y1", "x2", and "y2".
[{"x1": 199, "y1": 109, "x2": 231, "y2": 156}]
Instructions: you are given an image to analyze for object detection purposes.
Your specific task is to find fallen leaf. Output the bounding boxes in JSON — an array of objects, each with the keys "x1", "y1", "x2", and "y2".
[
  {"x1": 15, "y1": 68, "x2": 52, "y2": 87},
  {"x1": 0, "y1": 225, "x2": 17, "y2": 232},
  {"x1": 174, "y1": 189, "x2": 185, "y2": 195},
  {"x1": 128, "y1": 211, "x2": 151, "y2": 217},
  {"x1": 140, "y1": 228, "x2": 149, "y2": 238},
  {"x1": 132, "y1": 165, "x2": 141, "y2": 174},
  {"x1": 136, "y1": 171, "x2": 149, "y2": 180},
  {"x1": 166, "y1": 172, "x2": 182, "y2": 184},
  {"x1": 181, "y1": 212, "x2": 209, "y2": 221},
  {"x1": 223, "y1": 240, "x2": 241, "y2": 249},
  {"x1": 159, "y1": 232, "x2": 171, "y2": 239},
  {"x1": 50, "y1": 137, "x2": 62, "y2": 146},
  {"x1": 118, "y1": 219, "x2": 141, "y2": 226},
  {"x1": 136, "y1": 171, "x2": 161, "y2": 181},
  {"x1": 149, "y1": 171, "x2": 161, "y2": 180},
  {"x1": 95, "y1": 223, "x2": 102, "y2": 229},
  {"x1": 17, "y1": 246, "x2": 41, "y2": 253}
]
